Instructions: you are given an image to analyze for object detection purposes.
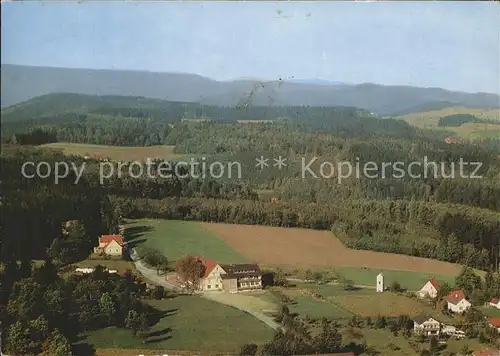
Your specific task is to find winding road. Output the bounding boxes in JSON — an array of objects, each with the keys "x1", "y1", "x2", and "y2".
[{"x1": 130, "y1": 248, "x2": 280, "y2": 330}]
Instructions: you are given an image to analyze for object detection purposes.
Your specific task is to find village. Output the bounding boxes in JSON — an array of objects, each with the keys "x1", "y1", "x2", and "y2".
[{"x1": 72, "y1": 232, "x2": 500, "y2": 355}]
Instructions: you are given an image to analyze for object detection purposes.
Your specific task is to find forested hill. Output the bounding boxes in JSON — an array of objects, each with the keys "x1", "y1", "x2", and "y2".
[
  {"x1": 2, "y1": 64, "x2": 499, "y2": 115},
  {"x1": 1, "y1": 93, "x2": 426, "y2": 145}
]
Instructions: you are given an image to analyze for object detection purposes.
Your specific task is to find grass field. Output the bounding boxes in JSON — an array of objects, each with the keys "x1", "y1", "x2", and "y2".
[
  {"x1": 344, "y1": 328, "x2": 418, "y2": 355},
  {"x1": 40, "y1": 143, "x2": 182, "y2": 161},
  {"x1": 394, "y1": 107, "x2": 500, "y2": 128},
  {"x1": 342, "y1": 328, "x2": 485, "y2": 355},
  {"x1": 261, "y1": 288, "x2": 354, "y2": 320},
  {"x1": 479, "y1": 306, "x2": 500, "y2": 317},
  {"x1": 332, "y1": 266, "x2": 456, "y2": 291},
  {"x1": 428, "y1": 122, "x2": 500, "y2": 140},
  {"x1": 329, "y1": 291, "x2": 450, "y2": 320},
  {"x1": 79, "y1": 295, "x2": 274, "y2": 352},
  {"x1": 263, "y1": 284, "x2": 446, "y2": 321},
  {"x1": 125, "y1": 219, "x2": 247, "y2": 264}
]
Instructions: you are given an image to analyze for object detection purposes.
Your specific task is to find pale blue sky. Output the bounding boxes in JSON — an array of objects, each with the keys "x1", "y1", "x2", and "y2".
[{"x1": 2, "y1": 2, "x2": 499, "y2": 94}]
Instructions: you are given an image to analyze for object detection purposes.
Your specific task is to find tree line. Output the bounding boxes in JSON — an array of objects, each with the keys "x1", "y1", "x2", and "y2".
[
  {"x1": 111, "y1": 196, "x2": 500, "y2": 270},
  {"x1": 1, "y1": 261, "x2": 157, "y2": 355}
]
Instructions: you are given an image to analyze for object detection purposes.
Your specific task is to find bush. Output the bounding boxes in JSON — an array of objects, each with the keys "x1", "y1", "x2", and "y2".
[
  {"x1": 239, "y1": 343, "x2": 258, "y2": 356},
  {"x1": 390, "y1": 281, "x2": 402, "y2": 293}
]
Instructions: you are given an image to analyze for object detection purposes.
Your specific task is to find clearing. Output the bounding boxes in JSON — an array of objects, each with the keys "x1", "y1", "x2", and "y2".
[
  {"x1": 40, "y1": 143, "x2": 182, "y2": 161},
  {"x1": 394, "y1": 107, "x2": 500, "y2": 129},
  {"x1": 203, "y1": 222, "x2": 462, "y2": 276},
  {"x1": 79, "y1": 295, "x2": 274, "y2": 352},
  {"x1": 125, "y1": 219, "x2": 247, "y2": 264}
]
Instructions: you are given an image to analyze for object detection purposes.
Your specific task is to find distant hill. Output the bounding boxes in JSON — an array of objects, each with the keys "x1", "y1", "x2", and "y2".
[
  {"x1": 285, "y1": 78, "x2": 346, "y2": 86},
  {"x1": 394, "y1": 107, "x2": 500, "y2": 128},
  {"x1": 2, "y1": 64, "x2": 499, "y2": 116}
]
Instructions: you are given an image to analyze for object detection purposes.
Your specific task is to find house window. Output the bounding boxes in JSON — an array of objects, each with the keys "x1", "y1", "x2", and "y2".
[
  {"x1": 207, "y1": 285, "x2": 211, "y2": 289},
  {"x1": 215, "y1": 284, "x2": 219, "y2": 288}
]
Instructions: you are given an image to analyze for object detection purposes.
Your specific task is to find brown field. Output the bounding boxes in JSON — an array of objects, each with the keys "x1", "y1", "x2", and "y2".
[
  {"x1": 202, "y1": 223, "x2": 461, "y2": 276},
  {"x1": 39, "y1": 143, "x2": 182, "y2": 161}
]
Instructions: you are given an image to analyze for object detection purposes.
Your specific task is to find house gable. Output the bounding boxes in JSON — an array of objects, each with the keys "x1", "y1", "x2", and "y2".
[
  {"x1": 99, "y1": 234, "x2": 124, "y2": 247},
  {"x1": 420, "y1": 281, "x2": 437, "y2": 293},
  {"x1": 205, "y1": 264, "x2": 226, "y2": 279},
  {"x1": 418, "y1": 279, "x2": 440, "y2": 298},
  {"x1": 104, "y1": 239, "x2": 123, "y2": 255}
]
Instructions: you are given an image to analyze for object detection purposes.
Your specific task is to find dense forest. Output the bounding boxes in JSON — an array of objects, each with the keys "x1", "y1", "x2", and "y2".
[
  {"x1": 437, "y1": 114, "x2": 496, "y2": 127},
  {"x1": 2, "y1": 93, "x2": 434, "y2": 146}
]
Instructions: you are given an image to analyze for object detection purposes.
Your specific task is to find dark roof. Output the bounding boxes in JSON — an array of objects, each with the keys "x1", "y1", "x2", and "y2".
[
  {"x1": 221, "y1": 273, "x2": 237, "y2": 280},
  {"x1": 220, "y1": 263, "x2": 261, "y2": 274},
  {"x1": 412, "y1": 314, "x2": 437, "y2": 325}
]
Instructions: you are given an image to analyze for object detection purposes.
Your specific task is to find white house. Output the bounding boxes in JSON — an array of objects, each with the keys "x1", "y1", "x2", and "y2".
[
  {"x1": 376, "y1": 272, "x2": 384, "y2": 293},
  {"x1": 489, "y1": 298, "x2": 500, "y2": 309},
  {"x1": 445, "y1": 290, "x2": 471, "y2": 313},
  {"x1": 412, "y1": 314, "x2": 441, "y2": 336},
  {"x1": 93, "y1": 234, "x2": 124, "y2": 256},
  {"x1": 75, "y1": 268, "x2": 95, "y2": 274},
  {"x1": 489, "y1": 318, "x2": 500, "y2": 333},
  {"x1": 180, "y1": 257, "x2": 262, "y2": 293},
  {"x1": 75, "y1": 267, "x2": 119, "y2": 275},
  {"x1": 418, "y1": 278, "x2": 440, "y2": 299},
  {"x1": 442, "y1": 325, "x2": 465, "y2": 339}
]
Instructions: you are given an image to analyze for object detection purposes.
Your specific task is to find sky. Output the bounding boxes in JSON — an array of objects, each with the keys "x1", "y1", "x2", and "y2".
[{"x1": 2, "y1": 2, "x2": 499, "y2": 94}]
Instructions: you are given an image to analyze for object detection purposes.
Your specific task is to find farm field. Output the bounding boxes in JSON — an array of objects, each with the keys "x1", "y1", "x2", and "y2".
[
  {"x1": 39, "y1": 142, "x2": 182, "y2": 161},
  {"x1": 79, "y1": 295, "x2": 274, "y2": 352},
  {"x1": 344, "y1": 328, "x2": 417, "y2": 355},
  {"x1": 202, "y1": 222, "x2": 463, "y2": 276},
  {"x1": 125, "y1": 219, "x2": 466, "y2": 288},
  {"x1": 394, "y1": 107, "x2": 500, "y2": 128},
  {"x1": 343, "y1": 328, "x2": 485, "y2": 355},
  {"x1": 328, "y1": 291, "x2": 450, "y2": 320},
  {"x1": 125, "y1": 219, "x2": 247, "y2": 264},
  {"x1": 332, "y1": 266, "x2": 456, "y2": 291},
  {"x1": 260, "y1": 287, "x2": 354, "y2": 320},
  {"x1": 431, "y1": 122, "x2": 500, "y2": 139}
]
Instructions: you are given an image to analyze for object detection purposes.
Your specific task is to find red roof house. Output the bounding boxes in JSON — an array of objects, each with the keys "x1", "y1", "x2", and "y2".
[
  {"x1": 446, "y1": 290, "x2": 466, "y2": 304},
  {"x1": 489, "y1": 298, "x2": 500, "y2": 309},
  {"x1": 94, "y1": 234, "x2": 124, "y2": 256},
  {"x1": 98, "y1": 234, "x2": 124, "y2": 247},
  {"x1": 199, "y1": 257, "x2": 218, "y2": 278},
  {"x1": 429, "y1": 278, "x2": 440, "y2": 290},
  {"x1": 445, "y1": 290, "x2": 471, "y2": 313},
  {"x1": 418, "y1": 278, "x2": 440, "y2": 298},
  {"x1": 445, "y1": 136, "x2": 460, "y2": 144},
  {"x1": 489, "y1": 317, "x2": 500, "y2": 328}
]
